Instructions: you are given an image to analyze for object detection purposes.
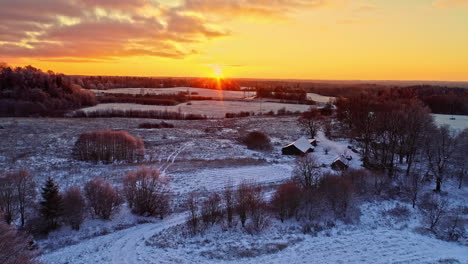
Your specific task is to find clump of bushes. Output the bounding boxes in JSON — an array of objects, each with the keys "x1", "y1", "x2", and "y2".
[
  {"x1": 138, "y1": 122, "x2": 175, "y2": 129},
  {"x1": 241, "y1": 131, "x2": 272, "y2": 151},
  {"x1": 225, "y1": 112, "x2": 255, "y2": 118},
  {"x1": 73, "y1": 130, "x2": 145, "y2": 163},
  {"x1": 71, "y1": 109, "x2": 207, "y2": 120}
]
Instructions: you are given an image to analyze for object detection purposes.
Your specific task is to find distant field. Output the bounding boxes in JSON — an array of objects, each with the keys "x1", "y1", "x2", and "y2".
[
  {"x1": 91, "y1": 87, "x2": 255, "y2": 100},
  {"x1": 91, "y1": 87, "x2": 333, "y2": 103},
  {"x1": 432, "y1": 114, "x2": 468, "y2": 131},
  {"x1": 80, "y1": 101, "x2": 312, "y2": 118}
]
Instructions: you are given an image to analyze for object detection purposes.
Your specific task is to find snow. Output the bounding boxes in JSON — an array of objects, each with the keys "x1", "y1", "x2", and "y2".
[
  {"x1": 91, "y1": 87, "x2": 254, "y2": 100},
  {"x1": 306, "y1": 93, "x2": 334, "y2": 103},
  {"x1": 41, "y1": 199, "x2": 468, "y2": 264},
  {"x1": 91, "y1": 87, "x2": 332, "y2": 104},
  {"x1": 432, "y1": 114, "x2": 468, "y2": 132},
  {"x1": 80, "y1": 101, "x2": 311, "y2": 118}
]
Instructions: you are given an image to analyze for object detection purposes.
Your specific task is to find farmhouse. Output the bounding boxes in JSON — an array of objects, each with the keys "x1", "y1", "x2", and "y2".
[
  {"x1": 282, "y1": 136, "x2": 315, "y2": 155},
  {"x1": 331, "y1": 157, "x2": 349, "y2": 171}
]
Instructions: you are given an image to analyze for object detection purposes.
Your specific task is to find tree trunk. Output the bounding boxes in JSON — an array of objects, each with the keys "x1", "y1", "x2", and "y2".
[{"x1": 434, "y1": 177, "x2": 442, "y2": 192}]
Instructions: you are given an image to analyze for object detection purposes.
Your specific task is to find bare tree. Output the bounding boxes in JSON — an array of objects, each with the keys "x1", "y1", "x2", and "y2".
[
  {"x1": 292, "y1": 154, "x2": 321, "y2": 190},
  {"x1": 0, "y1": 219, "x2": 37, "y2": 264},
  {"x1": 9, "y1": 170, "x2": 35, "y2": 227},
  {"x1": 123, "y1": 167, "x2": 171, "y2": 218},
  {"x1": 298, "y1": 108, "x2": 322, "y2": 138},
  {"x1": 63, "y1": 186, "x2": 86, "y2": 230},
  {"x1": 425, "y1": 125, "x2": 456, "y2": 192},
  {"x1": 0, "y1": 177, "x2": 16, "y2": 225},
  {"x1": 186, "y1": 192, "x2": 200, "y2": 234},
  {"x1": 84, "y1": 178, "x2": 121, "y2": 220},
  {"x1": 453, "y1": 129, "x2": 468, "y2": 189}
]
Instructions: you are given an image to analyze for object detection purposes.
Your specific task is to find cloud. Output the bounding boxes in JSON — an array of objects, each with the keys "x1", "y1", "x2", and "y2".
[
  {"x1": 181, "y1": 0, "x2": 329, "y2": 18},
  {"x1": 0, "y1": 0, "x2": 227, "y2": 60},
  {"x1": 433, "y1": 0, "x2": 468, "y2": 7}
]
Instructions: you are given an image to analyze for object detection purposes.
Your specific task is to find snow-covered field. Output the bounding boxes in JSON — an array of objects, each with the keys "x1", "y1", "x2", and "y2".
[
  {"x1": 307, "y1": 92, "x2": 334, "y2": 103},
  {"x1": 432, "y1": 114, "x2": 468, "y2": 131},
  {"x1": 91, "y1": 87, "x2": 333, "y2": 104},
  {"x1": 41, "y1": 196, "x2": 468, "y2": 264},
  {"x1": 80, "y1": 101, "x2": 312, "y2": 118},
  {"x1": 1, "y1": 116, "x2": 466, "y2": 264},
  {"x1": 91, "y1": 87, "x2": 255, "y2": 100}
]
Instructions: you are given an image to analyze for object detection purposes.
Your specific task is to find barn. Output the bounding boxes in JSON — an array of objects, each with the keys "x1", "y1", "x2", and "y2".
[
  {"x1": 331, "y1": 157, "x2": 349, "y2": 171},
  {"x1": 282, "y1": 137, "x2": 315, "y2": 155}
]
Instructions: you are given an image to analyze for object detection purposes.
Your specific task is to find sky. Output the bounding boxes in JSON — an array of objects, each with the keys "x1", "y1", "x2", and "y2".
[{"x1": 1, "y1": 0, "x2": 468, "y2": 81}]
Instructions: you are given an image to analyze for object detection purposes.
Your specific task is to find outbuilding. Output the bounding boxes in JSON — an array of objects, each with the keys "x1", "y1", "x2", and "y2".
[
  {"x1": 282, "y1": 137, "x2": 315, "y2": 155},
  {"x1": 331, "y1": 157, "x2": 349, "y2": 171}
]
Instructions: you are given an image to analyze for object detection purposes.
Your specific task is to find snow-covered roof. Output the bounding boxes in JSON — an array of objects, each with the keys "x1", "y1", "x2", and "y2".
[{"x1": 284, "y1": 136, "x2": 314, "y2": 153}]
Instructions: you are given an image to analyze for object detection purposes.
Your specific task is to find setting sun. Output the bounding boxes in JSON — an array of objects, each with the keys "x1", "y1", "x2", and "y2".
[{"x1": 212, "y1": 65, "x2": 224, "y2": 79}]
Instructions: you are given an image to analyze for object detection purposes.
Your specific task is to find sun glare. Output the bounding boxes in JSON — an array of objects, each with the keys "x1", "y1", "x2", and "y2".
[{"x1": 212, "y1": 65, "x2": 223, "y2": 79}]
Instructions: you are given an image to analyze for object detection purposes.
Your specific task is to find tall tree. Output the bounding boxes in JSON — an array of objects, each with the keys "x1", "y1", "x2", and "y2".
[
  {"x1": 39, "y1": 177, "x2": 63, "y2": 230},
  {"x1": 10, "y1": 170, "x2": 36, "y2": 227},
  {"x1": 425, "y1": 125, "x2": 456, "y2": 192}
]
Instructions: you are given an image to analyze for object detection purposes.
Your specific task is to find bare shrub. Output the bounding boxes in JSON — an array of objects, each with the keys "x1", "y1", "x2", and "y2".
[
  {"x1": 246, "y1": 185, "x2": 269, "y2": 233},
  {"x1": 73, "y1": 130, "x2": 145, "y2": 163},
  {"x1": 224, "y1": 184, "x2": 235, "y2": 227},
  {"x1": 62, "y1": 186, "x2": 86, "y2": 230},
  {"x1": 0, "y1": 220, "x2": 37, "y2": 264},
  {"x1": 382, "y1": 204, "x2": 410, "y2": 222},
  {"x1": 123, "y1": 167, "x2": 171, "y2": 218},
  {"x1": 84, "y1": 178, "x2": 121, "y2": 220},
  {"x1": 186, "y1": 192, "x2": 200, "y2": 234},
  {"x1": 419, "y1": 193, "x2": 448, "y2": 231},
  {"x1": 319, "y1": 174, "x2": 354, "y2": 221},
  {"x1": 138, "y1": 122, "x2": 174, "y2": 129},
  {"x1": 241, "y1": 131, "x2": 272, "y2": 151},
  {"x1": 201, "y1": 192, "x2": 223, "y2": 226},
  {"x1": 292, "y1": 154, "x2": 321, "y2": 190},
  {"x1": 236, "y1": 182, "x2": 250, "y2": 227},
  {"x1": 271, "y1": 182, "x2": 301, "y2": 222},
  {"x1": 438, "y1": 207, "x2": 466, "y2": 241}
]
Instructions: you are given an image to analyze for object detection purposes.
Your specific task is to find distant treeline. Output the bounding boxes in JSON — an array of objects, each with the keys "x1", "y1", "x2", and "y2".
[
  {"x1": 0, "y1": 64, "x2": 96, "y2": 117},
  {"x1": 78, "y1": 75, "x2": 241, "y2": 90},
  {"x1": 71, "y1": 109, "x2": 207, "y2": 120}
]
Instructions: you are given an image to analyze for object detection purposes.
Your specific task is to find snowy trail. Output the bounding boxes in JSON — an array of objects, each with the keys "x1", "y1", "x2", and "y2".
[
  {"x1": 159, "y1": 142, "x2": 191, "y2": 174},
  {"x1": 41, "y1": 213, "x2": 187, "y2": 264}
]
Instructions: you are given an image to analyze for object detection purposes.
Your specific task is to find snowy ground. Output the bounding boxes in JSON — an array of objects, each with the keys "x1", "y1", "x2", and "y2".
[
  {"x1": 41, "y1": 191, "x2": 468, "y2": 264},
  {"x1": 1, "y1": 115, "x2": 466, "y2": 264},
  {"x1": 90, "y1": 87, "x2": 333, "y2": 104},
  {"x1": 79, "y1": 101, "x2": 312, "y2": 118},
  {"x1": 432, "y1": 114, "x2": 468, "y2": 132},
  {"x1": 91, "y1": 87, "x2": 255, "y2": 100}
]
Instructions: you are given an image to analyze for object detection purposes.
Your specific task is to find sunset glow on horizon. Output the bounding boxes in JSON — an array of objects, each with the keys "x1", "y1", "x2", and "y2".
[{"x1": 2, "y1": 0, "x2": 468, "y2": 81}]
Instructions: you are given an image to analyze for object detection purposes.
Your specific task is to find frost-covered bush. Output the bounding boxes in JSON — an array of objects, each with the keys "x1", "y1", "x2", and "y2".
[
  {"x1": 73, "y1": 130, "x2": 144, "y2": 163},
  {"x1": 123, "y1": 167, "x2": 171, "y2": 218},
  {"x1": 382, "y1": 204, "x2": 410, "y2": 222},
  {"x1": 241, "y1": 131, "x2": 272, "y2": 151},
  {"x1": 84, "y1": 178, "x2": 122, "y2": 220}
]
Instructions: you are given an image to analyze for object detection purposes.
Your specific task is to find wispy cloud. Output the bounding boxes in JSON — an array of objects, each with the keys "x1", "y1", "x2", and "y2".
[{"x1": 433, "y1": 0, "x2": 468, "y2": 7}]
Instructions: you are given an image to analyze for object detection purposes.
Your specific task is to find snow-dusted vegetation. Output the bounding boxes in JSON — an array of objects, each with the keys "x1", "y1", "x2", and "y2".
[{"x1": 1, "y1": 86, "x2": 467, "y2": 264}]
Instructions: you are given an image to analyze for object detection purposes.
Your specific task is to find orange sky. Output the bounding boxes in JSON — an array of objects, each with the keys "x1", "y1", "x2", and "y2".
[{"x1": 2, "y1": 0, "x2": 468, "y2": 81}]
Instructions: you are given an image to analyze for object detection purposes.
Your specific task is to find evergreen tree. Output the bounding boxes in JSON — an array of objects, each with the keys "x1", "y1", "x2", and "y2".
[{"x1": 40, "y1": 177, "x2": 63, "y2": 231}]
